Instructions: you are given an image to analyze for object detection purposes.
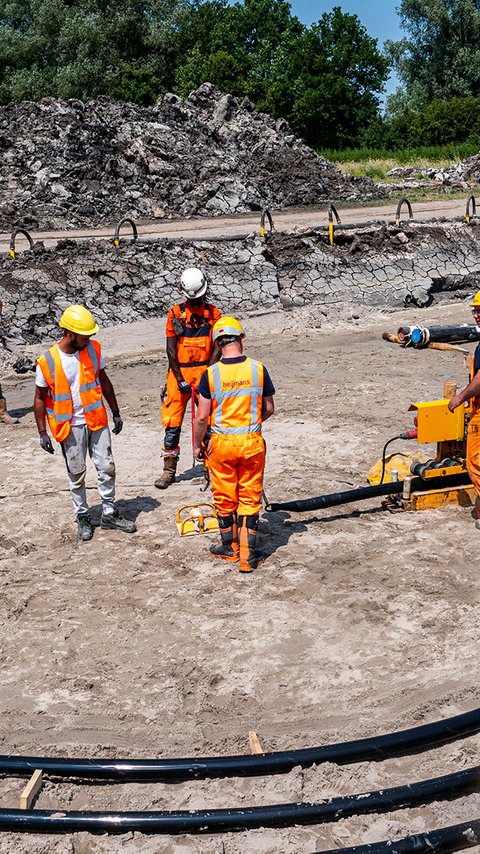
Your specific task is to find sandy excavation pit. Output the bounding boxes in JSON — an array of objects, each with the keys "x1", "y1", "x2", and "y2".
[{"x1": 0, "y1": 301, "x2": 480, "y2": 853}]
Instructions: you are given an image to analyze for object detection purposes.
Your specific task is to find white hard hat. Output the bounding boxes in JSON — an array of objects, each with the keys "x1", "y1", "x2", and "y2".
[{"x1": 180, "y1": 267, "x2": 207, "y2": 299}]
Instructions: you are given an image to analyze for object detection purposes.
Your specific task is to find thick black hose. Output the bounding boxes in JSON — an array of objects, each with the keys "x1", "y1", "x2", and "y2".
[
  {"x1": 0, "y1": 766, "x2": 479, "y2": 834},
  {"x1": 1, "y1": 708, "x2": 480, "y2": 782},
  {"x1": 266, "y1": 472, "x2": 471, "y2": 514},
  {"x1": 423, "y1": 325, "x2": 480, "y2": 344},
  {"x1": 319, "y1": 818, "x2": 480, "y2": 854}
]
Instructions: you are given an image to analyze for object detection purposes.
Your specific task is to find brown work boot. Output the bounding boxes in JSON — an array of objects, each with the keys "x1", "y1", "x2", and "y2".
[
  {"x1": 154, "y1": 456, "x2": 178, "y2": 489},
  {"x1": 210, "y1": 513, "x2": 239, "y2": 563},
  {"x1": 0, "y1": 397, "x2": 19, "y2": 425},
  {"x1": 238, "y1": 514, "x2": 262, "y2": 572}
]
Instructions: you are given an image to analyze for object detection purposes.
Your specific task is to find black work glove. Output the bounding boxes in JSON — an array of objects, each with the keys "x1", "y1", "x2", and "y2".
[
  {"x1": 39, "y1": 431, "x2": 54, "y2": 454},
  {"x1": 112, "y1": 412, "x2": 123, "y2": 435},
  {"x1": 178, "y1": 380, "x2": 191, "y2": 395}
]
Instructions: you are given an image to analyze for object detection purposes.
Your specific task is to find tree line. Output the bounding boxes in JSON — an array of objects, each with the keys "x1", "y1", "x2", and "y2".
[{"x1": 1, "y1": 0, "x2": 480, "y2": 153}]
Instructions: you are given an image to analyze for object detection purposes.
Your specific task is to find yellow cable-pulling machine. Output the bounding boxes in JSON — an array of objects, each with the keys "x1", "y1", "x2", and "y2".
[
  {"x1": 376, "y1": 381, "x2": 474, "y2": 512},
  {"x1": 265, "y1": 381, "x2": 475, "y2": 516}
]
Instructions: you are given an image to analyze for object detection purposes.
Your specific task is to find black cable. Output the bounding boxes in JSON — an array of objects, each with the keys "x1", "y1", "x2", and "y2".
[
  {"x1": 0, "y1": 765, "x2": 479, "y2": 834},
  {"x1": 318, "y1": 817, "x2": 480, "y2": 854},
  {"x1": 1, "y1": 707, "x2": 480, "y2": 782},
  {"x1": 379, "y1": 434, "x2": 403, "y2": 485}
]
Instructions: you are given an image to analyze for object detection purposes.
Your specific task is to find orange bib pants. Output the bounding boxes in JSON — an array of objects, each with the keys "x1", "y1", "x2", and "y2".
[{"x1": 208, "y1": 433, "x2": 266, "y2": 516}]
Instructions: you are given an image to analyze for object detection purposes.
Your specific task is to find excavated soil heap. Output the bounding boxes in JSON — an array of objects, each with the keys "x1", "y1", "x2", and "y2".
[{"x1": 0, "y1": 83, "x2": 381, "y2": 231}]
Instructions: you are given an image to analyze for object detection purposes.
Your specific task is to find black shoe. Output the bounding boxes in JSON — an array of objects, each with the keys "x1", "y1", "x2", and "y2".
[
  {"x1": 100, "y1": 509, "x2": 137, "y2": 533},
  {"x1": 77, "y1": 513, "x2": 93, "y2": 542}
]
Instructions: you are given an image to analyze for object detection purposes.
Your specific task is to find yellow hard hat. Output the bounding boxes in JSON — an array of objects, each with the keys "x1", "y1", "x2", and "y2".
[
  {"x1": 59, "y1": 305, "x2": 99, "y2": 336},
  {"x1": 470, "y1": 292, "x2": 480, "y2": 307},
  {"x1": 212, "y1": 316, "x2": 244, "y2": 342}
]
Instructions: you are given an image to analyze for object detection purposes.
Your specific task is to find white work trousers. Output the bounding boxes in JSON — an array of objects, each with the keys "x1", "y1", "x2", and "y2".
[{"x1": 61, "y1": 424, "x2": 116, "y2": 517}]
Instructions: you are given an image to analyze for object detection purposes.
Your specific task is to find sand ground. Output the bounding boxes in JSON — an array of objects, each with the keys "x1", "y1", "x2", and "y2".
[{"x1": 1, "y1": 300, "x2": 480, "y2": 853}]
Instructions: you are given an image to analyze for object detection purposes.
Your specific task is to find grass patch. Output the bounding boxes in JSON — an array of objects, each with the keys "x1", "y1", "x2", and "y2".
[{"x1": 321, "y1": 143, "x2": 479, "y2": 178}]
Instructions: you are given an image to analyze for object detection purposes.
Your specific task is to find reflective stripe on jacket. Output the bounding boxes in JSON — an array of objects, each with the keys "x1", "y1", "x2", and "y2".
[
  {"x1": 37, "y1": 340, "x2": 108, "y2": 442},
  {"x1": 207, "y1": 358, "x2": 264, "y2": 434},
  {"x1": 172, "y1": 303, "x2": 217, "y2": 368}
]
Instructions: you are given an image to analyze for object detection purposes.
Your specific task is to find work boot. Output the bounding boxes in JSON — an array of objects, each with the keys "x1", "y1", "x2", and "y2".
[
  {"x1": 77, "y1": 513, "x2": 94, "y2": 542},
  {"x1": 154, "y1": 456, "x2": 178, "y2": 490},
  {"x1": 238, "y1": 514, "x2": 262, "y2": 572},
  {"x1": 100, "y1": 509, "x2": 137, "y2": 533},
  {"x1": 0, "y1": 397, "x2": 19, "y2": 425},
  {"x1": 210, "y1": 513, "x2": 239, "y2": 563}
]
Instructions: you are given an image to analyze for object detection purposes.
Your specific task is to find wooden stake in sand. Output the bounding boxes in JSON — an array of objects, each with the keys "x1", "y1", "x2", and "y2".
[
  {"x1": 248, "y1": 731, "x2": 264, "y2": 754},
  {"x1": 19, "y1": 769, "x2": 43, "y2": 810}
]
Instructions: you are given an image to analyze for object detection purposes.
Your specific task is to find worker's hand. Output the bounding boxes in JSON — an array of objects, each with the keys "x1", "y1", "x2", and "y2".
[
  {"x1": 178, "y1": 380, "x2": 191, "y2": 395},
  {"x1": 448, "y1": 394, "x2": 463, "y2": 412},
  {"x1": 193, "y1": 445, "x2": 204, "y2": 462},
  {"x1": 39, "y1": 431, "x2": 54, "y2": 454},
  {"x1": 112, "y1": 412, "x2": 123, "y2": 435}
]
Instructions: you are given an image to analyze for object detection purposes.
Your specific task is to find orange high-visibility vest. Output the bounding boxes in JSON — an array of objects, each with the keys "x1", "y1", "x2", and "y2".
[
  {"x1": 37, "y1": 341, "x2": 108, "y2": 442},
  {"x1": 171, "y1": 303, "x2": 219, "y2": 369},
  {"x1": 207, "y1": 358, "x2": 264, "y2": 434}
]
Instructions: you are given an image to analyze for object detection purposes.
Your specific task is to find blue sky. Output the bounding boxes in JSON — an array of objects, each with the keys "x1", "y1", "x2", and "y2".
[{"x1": 289, "y1": 1, "x2": 404, "y2": 98}]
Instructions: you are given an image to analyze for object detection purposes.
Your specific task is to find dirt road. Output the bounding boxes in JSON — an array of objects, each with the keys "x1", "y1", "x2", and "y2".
[
  {"x1": 0, "y1": 198, "x2": 470, "y2": 254},
  {"x1": 0, "y1": 300, "x2": 479, "y2": 852}
]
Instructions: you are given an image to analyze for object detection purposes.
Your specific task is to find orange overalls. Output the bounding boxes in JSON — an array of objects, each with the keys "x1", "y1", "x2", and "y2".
[
  {"x1": 36, "y1": 341, "x2": 107, "y2": 441},
  {"x1": 467, "y1": 354, "x2": 480, "y2": 509},
  {"x1": 161, "y1": 301, "x2": 221, "y2": 456},
  {"x1": 206, "y1": 357, "x2": 266, "y2": 516}
]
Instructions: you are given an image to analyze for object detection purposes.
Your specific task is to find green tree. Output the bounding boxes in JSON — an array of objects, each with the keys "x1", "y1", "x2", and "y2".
[
  {"x1": 0, "y1": 0, "x2": 189, "y2": 103},
  {"x1": 173, "y1": 2, "x2": 389, "y2": 149},
  {"x1": 387, "y1": 0, "x2": 480, "y2": 112}
]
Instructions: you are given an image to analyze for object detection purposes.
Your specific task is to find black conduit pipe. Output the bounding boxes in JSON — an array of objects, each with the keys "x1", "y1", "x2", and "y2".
[
  {"x1": 266, "y1": 472, "x2": 471, "y2": 514},
  {"x1": 1, "y1": 766, "x2": 480, "y2": 834},
  {"x1": 1, "y1": 708, "x2": 480, "y2": 783},
  {"x1": 319, "y1": 818, "x2": 480, "y2": 854}
]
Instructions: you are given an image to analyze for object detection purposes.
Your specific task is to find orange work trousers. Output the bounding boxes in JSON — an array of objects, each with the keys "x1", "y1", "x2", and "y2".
[
  {"x1": 161, "y1": 367, "x2": 205, "y2": 429},
  {"x1": 208, "y1": 433, "x2": 266, "y2": 516},
  {"x1": 467, "y1": 409, "x2": 480, "y2": 511}
]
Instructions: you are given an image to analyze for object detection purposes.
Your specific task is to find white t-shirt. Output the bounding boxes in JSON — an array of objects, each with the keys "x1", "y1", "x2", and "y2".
[{"x1": 36, "y1": 345, "x2": 105, "y2": 427}]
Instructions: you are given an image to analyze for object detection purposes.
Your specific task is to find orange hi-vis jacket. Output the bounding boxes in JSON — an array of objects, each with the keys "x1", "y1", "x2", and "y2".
[
  {"x1": 207, "y1": 358, "x2": 265, "y2": 434},
  {"x1": 37, "y1": 340, "x2": 108, "y2": 443},
  {"x1": 168, "y1": 302, "x2": 220, "y2": 371}
]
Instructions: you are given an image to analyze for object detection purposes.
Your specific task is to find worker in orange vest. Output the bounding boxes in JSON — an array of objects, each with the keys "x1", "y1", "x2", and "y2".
[
  {"x1": 155, "y1": 267, "x2": 222, "y2": 489},
  {"x1": 449, "y1": 291, "x2": 480, "y2": 524},
  {"x1": 193, "y1": 316, "x2": 275, "y2": 572},
  {"x1": 34, "y1": 304, "x2": 137, "y2": 541}
]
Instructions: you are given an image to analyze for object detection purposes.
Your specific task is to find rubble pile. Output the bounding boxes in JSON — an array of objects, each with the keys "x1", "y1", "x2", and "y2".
[
  {"x1": 385, "y1": 158, "x2": 480, "y2": 190},
  {"x1": 0, "y1": 84, "x2": 381, "y2": 231}
]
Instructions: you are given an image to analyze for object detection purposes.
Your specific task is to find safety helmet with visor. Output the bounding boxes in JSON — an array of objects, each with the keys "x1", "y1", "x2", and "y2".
[
  {"x1": 59, "y1": 304, "x2": 99, "y2": 336},
  {"x1": 180, "y1": 267, "x2": 208, "y2": 300}
]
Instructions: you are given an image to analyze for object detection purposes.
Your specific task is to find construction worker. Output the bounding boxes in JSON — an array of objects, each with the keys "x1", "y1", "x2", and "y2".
[
  {"x1": 34, "y1": 304, "x2": 137, "y2": 541},
  {"x1": 193, "y1": 316, "x2": 275, "y2": 572},
  {"x1": 449, "y1": 291, "x2": 480, "y2": 525},
  {"x1": 0, "y1": 299, "x2": 19, "y2": 424},
  {"x1": 155, "y1": 267, "x2": 221, "y2": 489}
]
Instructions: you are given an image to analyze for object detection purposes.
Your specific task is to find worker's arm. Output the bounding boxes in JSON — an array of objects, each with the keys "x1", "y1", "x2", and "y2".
[
  {"x1": 34, "y1": 385, "x2": 48, "y2": 433},
  {"x1": 166, "y1": 337, "x2": 184, "y2": 383},
  {"x1": 448, "y1": 372, "x2": 480, "y2": 411},
  {"x1": 193, "y1": 394, "x2": 211, "y2": 461},
  {"x1": 99, "y1": 369, "x2": 123, "y2": 434},
  {"x1": 34, "y1": 386, "x2": 54, "y2": 453},
  {"x1": 262, "y1": 395, "x2": 275, "y2": 422}
]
